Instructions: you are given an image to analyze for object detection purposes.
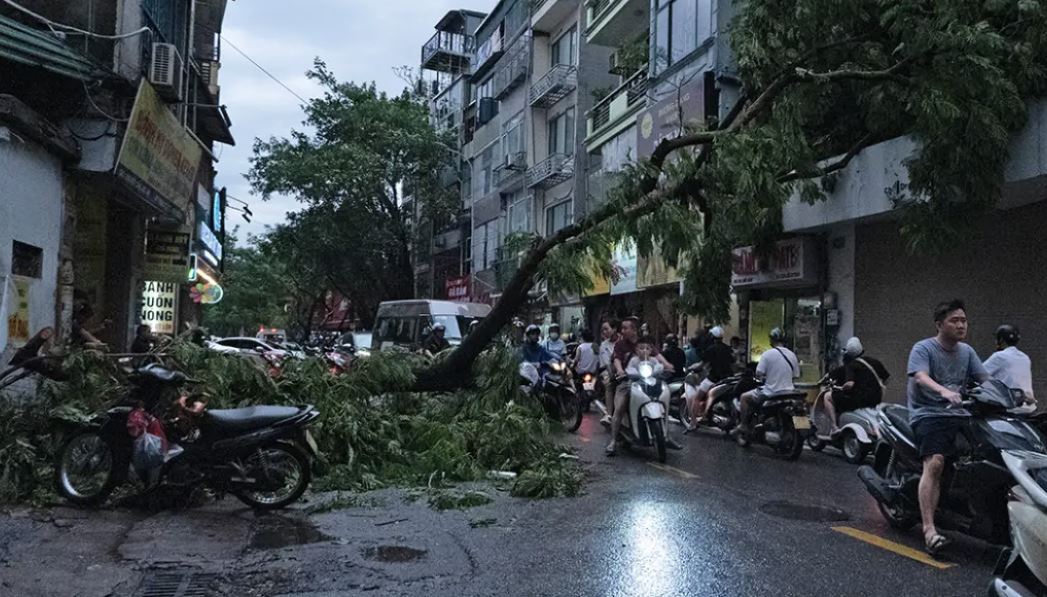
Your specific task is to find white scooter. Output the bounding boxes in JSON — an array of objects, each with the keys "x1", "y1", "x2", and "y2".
[
  {"x1": 990, "y1": 450, "x2": 1047, "y2": 596},
  {"x1": 807, "y1": 376, "x2": 879, "y2": 464},
  {"x1": 616, "y1": 360, "x2": 672, "y2": 463}
]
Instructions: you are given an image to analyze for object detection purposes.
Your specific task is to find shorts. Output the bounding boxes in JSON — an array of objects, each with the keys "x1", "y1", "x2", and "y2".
[
  {"x1": 697, "y1": 378, "x2": 716, "y2": 394},
  {"x1": 830, "y1": 389, "x2": 860, "y2": 413},
  {"x1": 912, "y1": 416, "x2": 970, "y2": 459}
]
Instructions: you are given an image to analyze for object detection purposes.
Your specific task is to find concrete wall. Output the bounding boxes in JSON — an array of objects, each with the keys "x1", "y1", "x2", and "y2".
[
  {"x1": 0, "y1": 127, "x2": 63, "y2": 354},
  {"x1": 854, "y1": 200, "x2": 1047, "y2": 404}
]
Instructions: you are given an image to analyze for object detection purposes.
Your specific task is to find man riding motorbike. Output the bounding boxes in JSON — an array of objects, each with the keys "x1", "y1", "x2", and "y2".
[
  {"x1": 907, "y1": 299, "x2": 990, "y2": 555},
  {"x1": 983, "y1": 324, "x2": 1036, "y2": 406},
  {"x1": 686, "y1": 326, "x2": 736, "y2": 432},
  {"x1": 736, "y1": 328, "x2": 799, "y2": 439},
  {"x1": 520, "y1": 324, "x2": 557, "y2": 371},
  {"x1": 607, "y1": 317, "x2": 678, "y2": 456},
  {"x1": 423, "y1": 323, "x2": 451, "y2": 355},
  {"x1": 822, "y1": 337, "x2": 890, "y2": 433},
  {"x1": 662, "y1": 334, "x2": 687, "y2": 380}
]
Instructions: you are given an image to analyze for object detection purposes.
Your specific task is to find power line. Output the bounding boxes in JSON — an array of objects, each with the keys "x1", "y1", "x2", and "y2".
[
  {"x1": 2, "y1": 0, "x2": 150, "y2": 39},
  {"x1": 220, "y1": 34, "x2": 308, "y2": 104}
]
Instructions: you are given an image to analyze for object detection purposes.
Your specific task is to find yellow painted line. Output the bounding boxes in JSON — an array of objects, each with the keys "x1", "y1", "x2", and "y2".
[
  {"x1": 832, "y1": 526, "x2": 954, "y2": 570},
  {"x1": 647, "y1": 462, "x2": 699, "y2": 479}
]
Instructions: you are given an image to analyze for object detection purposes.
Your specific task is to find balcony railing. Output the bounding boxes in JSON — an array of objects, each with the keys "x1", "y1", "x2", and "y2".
[
  {"x1": 422, "y1": 30, "x2": 474, "y2": 72},
  {"x1": 585, "y1": 0, "x2": 614, "y2": 28},
  {"x1": 587, "y1": 66, "x2": 648, "y2": 137},
  {"x1": 529, "y1": 64, "x2": 577, "y2": 108},
  {"x1": 527, "y1": 153, "x2": 575, "y2": 189},
  {"x1": 494, "y1": 151, "x2": 528, "y2": 189},
  {"x1": 493, "y1": 33, "x2": 531, "y2": 100}
]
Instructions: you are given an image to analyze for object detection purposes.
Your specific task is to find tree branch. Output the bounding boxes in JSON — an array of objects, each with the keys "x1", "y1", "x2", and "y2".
[{"x1": 778, "y1": 131, "x2": 879, "y2": 183}]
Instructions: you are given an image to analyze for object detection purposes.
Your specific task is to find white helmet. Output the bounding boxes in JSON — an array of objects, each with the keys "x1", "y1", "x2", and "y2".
[
  {"x1": 844, "y1": 337, "x2": 864, "y2": 359},
  {"x1": 710, "y1": 326, "x2": 724, "y2": 339}
]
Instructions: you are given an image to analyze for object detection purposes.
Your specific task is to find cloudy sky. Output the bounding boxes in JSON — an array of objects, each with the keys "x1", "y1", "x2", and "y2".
[{"x1": 215, "y1": 0, "x2": 479, "y2": 239}]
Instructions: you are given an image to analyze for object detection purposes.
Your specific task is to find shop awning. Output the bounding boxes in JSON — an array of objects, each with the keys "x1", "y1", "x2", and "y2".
[{"x1": 0, "y1": 14, "x2": 108, "y2": 81}]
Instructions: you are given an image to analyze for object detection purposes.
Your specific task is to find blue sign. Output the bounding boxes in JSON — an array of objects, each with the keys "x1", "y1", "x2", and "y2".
[
  {"x1": 197, "y1": 220, "x2": 223, "y2": 266},
  {"x1": 212, "y1": 189, "x2": 223, "y2": 233}
]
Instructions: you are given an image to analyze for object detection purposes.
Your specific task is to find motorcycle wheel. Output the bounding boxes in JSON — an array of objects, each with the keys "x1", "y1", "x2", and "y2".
[
  {"x1": 843, "y1": 432, "x2": 869, "y2": 464},
  {"x1": 874, "y1": 449, "x2": 918, "y2": 531},
  {"x1": 560, "y1": 390, "x2": 583, "y2": 433},
  {"x1": 55, "y1": 430, "x2": 118, "y2": 506},
  {"x1": 234, "y1": 442, "x2": 312, "y2": 510},
  {"x1": 775, "y1": 414, "x2": 804, "y2": 461},
  {"x1": 807, "y1": 436, "x2": 827, "y2": 451},
  {"x1": 648, "y1": 419, "x2": 667, "y2": 463}
]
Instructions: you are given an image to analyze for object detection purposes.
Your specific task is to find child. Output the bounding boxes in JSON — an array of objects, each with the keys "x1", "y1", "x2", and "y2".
[{"x1": 626, "y1": 336, "x2": 664, "y2": 380}]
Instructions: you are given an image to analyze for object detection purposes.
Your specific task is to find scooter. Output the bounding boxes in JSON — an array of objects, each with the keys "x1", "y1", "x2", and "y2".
[
  {"x1": 687, "y1": 372, "x2": 761, "y2": 437},
  {"x1": 614, "y1": 360, "x2": 672, "y2": 463},
  {"x1": 578, "y1": 370, "x2": 607, "y2": 415},
  {"x1": 858, "y1": 380, "x2": 1047, "y2": 545},
  {"x1": 519, "y1": 361, "x2": 583, "y2": 433},
  {"x1": 807, "y1": 375, "x2": 880, "y2": 464},
  {"x1": 989, "y1": 450, "x2": 1047, "y2": 596},
  {"x1": 735, "y1": 385, "x2": 809, "y2": 461}
]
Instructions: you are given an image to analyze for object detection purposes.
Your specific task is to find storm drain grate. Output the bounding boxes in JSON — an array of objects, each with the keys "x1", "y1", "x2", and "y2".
[{"x1": 136, "y1": 571, "x2": 220, "y2": 597}]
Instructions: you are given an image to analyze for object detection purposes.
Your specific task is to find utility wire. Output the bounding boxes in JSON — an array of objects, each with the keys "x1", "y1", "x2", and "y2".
[
  {"x1": 2, "y1": 0, "x2": 150, "y2": 39},
  {"x1": 219, "y1": 34, "x2": 308, "y2": 104}
]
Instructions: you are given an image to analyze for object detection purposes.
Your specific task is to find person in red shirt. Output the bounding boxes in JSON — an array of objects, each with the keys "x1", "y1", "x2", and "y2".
[{"x1": 606, "y1": 317, "x2": 678, "y2": 456}]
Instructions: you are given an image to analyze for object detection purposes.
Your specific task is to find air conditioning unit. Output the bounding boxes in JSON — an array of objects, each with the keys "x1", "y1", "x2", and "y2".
[
  {"x1": 201, "y1": 60, "x2": 221, "y2": 96},
  {"x1": 502, "y1": 151, "x2": 525, "y2": 171},
  {"x1": 150, "y1": 43, "x2": 184, "y2": 100}
]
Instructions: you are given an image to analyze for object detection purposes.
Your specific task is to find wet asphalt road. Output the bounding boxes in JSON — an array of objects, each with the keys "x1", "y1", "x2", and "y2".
[{"x1": 0, "y1": 413, "x2": 1000, "y2": 596}]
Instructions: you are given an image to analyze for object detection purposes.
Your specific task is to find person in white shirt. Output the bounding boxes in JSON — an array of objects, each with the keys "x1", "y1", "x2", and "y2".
[
  {"x1": 598, "y1": 319, "x2": 620, "y2": 424},
  {"x1": 736, "y1": 327, "x2": 799, "y2": 437},
  {"x1": 574, "y1": 329, "x2": 599, "y2": 376},
  {"x1": 983, "y1": 324, "x2": 1035, "y2": 403}
]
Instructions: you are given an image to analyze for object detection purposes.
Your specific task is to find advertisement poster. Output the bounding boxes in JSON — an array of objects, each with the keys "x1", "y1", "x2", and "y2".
[
  {"x1": 610, "y1": 243, "x2": 638, "y2": 296},
  {"x1": 144, "y1": 229, "x2": 191, "y2": 284},
  {"x1": 748, "y1": 299, "x2": 784, "y2": 363},
  {"x1": 140, "y1": 281, "x2": 178, "y2": 335}
]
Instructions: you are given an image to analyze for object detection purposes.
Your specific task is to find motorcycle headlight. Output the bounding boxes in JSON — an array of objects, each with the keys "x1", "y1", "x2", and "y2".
[
  {"x1": 638, "y1": 363, "x2": 654, "y2": 379},
  {"x1": 551, "y1": 362, "x2": 564, "y2": 372},
  {"x1": 583, "y1": 373, "x2": 593, "y2": 382}
]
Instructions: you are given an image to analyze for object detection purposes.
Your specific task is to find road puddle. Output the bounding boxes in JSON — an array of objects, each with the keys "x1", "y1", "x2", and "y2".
[
  {"x1": 250, "y1": 515, "x2": 333, "y2": 549},
  {"x1": 361, "y1": 545, "x2": 428, "y2": 563}
]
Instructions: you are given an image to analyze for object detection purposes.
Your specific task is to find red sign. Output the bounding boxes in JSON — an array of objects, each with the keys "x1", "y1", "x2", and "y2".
[
  {"x1": 731, "y1": 237, "x2": 818, "y2": 289},
  {"x1": 445, "y1": 276, "x2": 471, "y2": 302}
]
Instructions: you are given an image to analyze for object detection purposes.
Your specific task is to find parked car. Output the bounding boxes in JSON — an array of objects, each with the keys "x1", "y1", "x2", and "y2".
[
  {"x1": 336, "y1": 331, "x2": 373, "y2": 358},
  {"x1": 213, "y1": 337, "x2": 288, "y2": 360},
  {"x1": 278, "y1": 342, "x2": 307, "y2": 360},
  {"x1": 372, "y1": 300, "x2": 490, "y2": 353}
]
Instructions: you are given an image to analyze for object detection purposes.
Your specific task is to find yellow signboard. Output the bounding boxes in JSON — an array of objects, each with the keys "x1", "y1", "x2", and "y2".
[
  {"x1": 116, "y1": 81, "x2": 202, "y2": 214},
  {"x1": 748, "y1": 299, "x2": 784, "y2": 363},
  {"x1": 582, "y1": 257, "x2": 610, "y2": 297},
  {"x1": 6, "y1": 277, "x2": 30, "y2": 346},
  {"x1": 637, "y1": 245, "x2": 682, "y2": 289}
]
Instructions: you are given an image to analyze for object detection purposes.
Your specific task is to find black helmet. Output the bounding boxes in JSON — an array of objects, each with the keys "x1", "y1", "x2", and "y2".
[
  {"x1": 995, "y1": 324, "x2": 1020, "y2": 346},
  {"x1": 665, "y1": 334, "x2": 678, "y2": 346}
]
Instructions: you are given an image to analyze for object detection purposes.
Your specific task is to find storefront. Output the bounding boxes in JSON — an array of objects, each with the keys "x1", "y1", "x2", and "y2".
[{"x1": 732, "y1": 236, "x2": 825, "y2": 384}]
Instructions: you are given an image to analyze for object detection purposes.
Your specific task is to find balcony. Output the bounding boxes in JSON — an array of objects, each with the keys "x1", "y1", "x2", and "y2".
[
  {"x1": 585, "y1": 67, "x2": 648, "y2": 147},
  {"x1": 533, "y1": 0, "x2": 578, "y2": 33},
  {"x1": 422, "y1": 30, "x2": 474, "y2": 73},
  {"x1": 494, "y1": 151, "x2": 528, "y2": 190},
  {"x1": 529, "y1": 64, "x2": 578, "y2": 109},
  {"x1": 585, "y1": 0, "x2": 649, "y2": 47},
  {"x1": 493, "y1": 33, "x2": 531, "y2": 100},
  {"x1": 473, "y1": 29, "x2": 504, "y2": 78},
  {"x1": 527, "y1": 153, "x2": 575, "y2": 189}
]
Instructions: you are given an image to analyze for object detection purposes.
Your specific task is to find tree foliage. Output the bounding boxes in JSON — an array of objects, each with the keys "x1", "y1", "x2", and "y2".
[
  {"x1": 248, "y1": 60, "x2": 459, "y2": 326},
  {"x1": 201, "y1": 233, "x2": 290, "y2": 337}
]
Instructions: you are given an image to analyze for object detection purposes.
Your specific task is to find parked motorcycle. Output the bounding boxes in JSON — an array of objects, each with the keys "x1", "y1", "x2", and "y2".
[
  {"x1": 735, "y1": 385, "x2": 809, "y2": 461},
  {"x1": 989, "y1": 450, "x2": 1047, "y2": 596},
  {"x1": 807, "y1": 374, "x2": 880, "y2": 464},
  {"x1": 519, "y1": 361, "x2": 583, "y2": 432},
  {"x1": 614, "y1": 361, "x2": 672, "y2": 463},
  {"x1": 55, "y1": 364, "x2": 320, "y2": 510},
  {"x1": 858, "y1": 380, "x2": 1047, "y2": 545}
]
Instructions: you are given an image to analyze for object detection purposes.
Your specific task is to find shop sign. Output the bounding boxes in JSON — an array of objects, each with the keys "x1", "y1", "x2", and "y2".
[
  {"x1": 610, "y1": 243, "x2": 638, "y2": 295},
  {"x1": 636, "y1": 80, "x2": 705, "y2": 159},
  {"x1": 116, "y1": 82, "x2": 202, "y2": 215},
  {"x1": 197, "y1": 220, "x2": 223, "y2": 266},
  {"x1": 731, "y1": 237, "x2": 819, "y2": 289},
  {"x1": 140, "y1": 281, "x2": 178, "y2": 335},
  {"x1": 445, "y1": 276, "x2": 471, "y2": 302},
  {"x1": 144, "y1": 228, "x2": 191, "y2": 284},
  {"x1": 637, "y1": 245, "x2": 682, "y2": 289},
  {"x1": 6, "y1": 276, "x2": 30, "y2": 346}
]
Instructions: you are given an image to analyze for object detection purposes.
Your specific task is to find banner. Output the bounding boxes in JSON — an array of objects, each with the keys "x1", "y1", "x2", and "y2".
[
  {"x1": 731, "y1": 237, "x2": 819, "y2": 289},
  {"x1": 609, "y1": 243, "x2": 637, "y2": 295},
  {"x1": 144, "y1": 228, "x2": 191, "y2": 284},
  {"x1": 140, "y1": 281, "x2": 178, "y2": 335},
  {"x1": 636, "y1": 80, "x2": 705, "y2": 159},
  {"x1": 445, "y1": 276, "x2": 471, "y2": 302},
  {"x1": 116, "y1": 81, "x2": 202, "y2": 215}
]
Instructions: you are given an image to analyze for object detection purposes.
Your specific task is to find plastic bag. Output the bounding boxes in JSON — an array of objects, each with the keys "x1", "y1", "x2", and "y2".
[{"x1": 128, "y1": 407, "x2": 167, "y2": 484}]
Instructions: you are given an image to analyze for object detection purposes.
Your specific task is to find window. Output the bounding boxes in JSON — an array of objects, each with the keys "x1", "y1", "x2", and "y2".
[
  {"x1": 551, "y1": 26, "x2": 577, "y2": 66},
  {"x1": 546, "y1": 199, "x2": 573, "y2": 235},
  {"x1": 506, "y1": 192, "x2": 531, "y2": 234},
  {"x1": 11, "y1": 241, "x2": 42, "y2": 278},
  {"x1": 476, "y1": 76, "x2": 495, "y2": 100},
  {"x1": 502, "y1": 112, "x2": 524, "y2": 157},
  {"x1": 654, "y1": 0, "x2": 711, "y2": 73},
  {"x1": 472, "y1": 219, "x2": 501, "y2": 271},
  {"x1": 548, "y1": 108, "x2": 576, "y2": 156},
  {"x1": 599, "y1": 126, "x2": 637, "y2": 172},
  {"x1": 478, "y1": 143, "x2": 497, "y2": 195}
]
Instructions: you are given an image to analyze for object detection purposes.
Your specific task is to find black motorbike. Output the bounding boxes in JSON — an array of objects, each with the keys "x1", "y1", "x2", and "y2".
[
  {"x1": 688, "y1": 372, "x2": 756, "y2": 436},
  {"x1": 55, "y1": 364, "x2": 320, "y2": 510},
  {"x1": 858, "y1": 380, "x2": 1047, "y2": 544},
  {"x1": 519, "y1": 361, "x2": 583, "y2": 432},
  {"x1": 734, "y1": 384, "x2": 809, "y2": 461}
]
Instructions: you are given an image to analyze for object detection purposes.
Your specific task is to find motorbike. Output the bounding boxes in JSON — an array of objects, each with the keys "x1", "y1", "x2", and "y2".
[
  {"x1": 734, "y1": 384, "x2": 809, "y2": 461},
  {"x1": 614, "y1": 360, "x2": 672, "y2": 463},
  {"x1": 55, "y1": 364, "x2": 320, "y2": 510},
  {"x1": 519, "y1": 361, "x2": 583, "y2": 432},
  {"x1": 989, "y1": 449, "x2": 1047, "y2": 596},
  {"x1": 577, "y1": 370, "x2": 606, "y2": 415},
  {"x1": 685, "y1": 372, "x2": 759, "y2": 437},
  {"x1": 858, "y1": 380, "x2": 1047, "y2": 545},
  {"x1": 807, "y1": 374, "x2": 880, "y2": 464}
]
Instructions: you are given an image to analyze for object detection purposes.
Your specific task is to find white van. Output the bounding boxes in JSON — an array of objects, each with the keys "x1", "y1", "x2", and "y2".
[{"x1": 371, "y1": 300, "x2": 491, "y2": 352}]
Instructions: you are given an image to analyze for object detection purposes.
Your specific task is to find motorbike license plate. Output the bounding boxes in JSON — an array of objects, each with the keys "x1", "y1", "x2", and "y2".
[
  {"x1": 304, "y1": 430, "x2": 319, "y2": 454},
  {"x1": 583, "y1": 381, "x2": 596, "y2": 391},
  {"x1": 792, "y1": 416, "x2": 812, "y2": 430}
]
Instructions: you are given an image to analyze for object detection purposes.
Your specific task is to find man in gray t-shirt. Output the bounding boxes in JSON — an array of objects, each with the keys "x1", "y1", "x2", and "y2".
[{"x1": 906, "y1": 300, "x2": 989, "y2": 555}]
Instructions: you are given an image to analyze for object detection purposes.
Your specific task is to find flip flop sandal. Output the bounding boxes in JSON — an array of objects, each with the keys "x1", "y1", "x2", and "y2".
[
  {"x1": 604, "y1": 446, "x2": 617, "y2": 457},
  {"x1": 925, "y1": 533, "x2": 950, "y2": 555}
]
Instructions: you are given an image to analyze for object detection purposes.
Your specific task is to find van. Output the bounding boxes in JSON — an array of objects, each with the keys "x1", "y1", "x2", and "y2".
[{"x1": 371, "y1": 300, "x2": 491, "y2": 352}]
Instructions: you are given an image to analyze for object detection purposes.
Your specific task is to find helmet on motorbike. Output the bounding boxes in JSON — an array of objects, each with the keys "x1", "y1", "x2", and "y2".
[
  {"x1": 769, "y1": 327, "x2": 786, "y2": 343},
  {"x1": 709, "y1": 326, "x2": 724, "y2": 339},
  {"x1": 664, "y1": 334, "x2": 678, "y2": 346},
  {"x1": 432, "y1": 323, "x2": 446, "y2": 333},
  {"x1": 995, "y1": 324, "x2": 1020, "y2": 346},
  {"x1": 525, "y1": 324, "x2": 541, "y2": 342},
  {"x1": 844, "y1": 337, "x2": 864, "y2": 359}
]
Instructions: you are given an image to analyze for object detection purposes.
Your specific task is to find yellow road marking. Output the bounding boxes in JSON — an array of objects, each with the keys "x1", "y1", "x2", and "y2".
[
  {"x1": 647, "y1": 462, "x2": 699, "y2": 479},
  {"x1": 832, "y1": 526, "x2": 954, "y2": 570}
]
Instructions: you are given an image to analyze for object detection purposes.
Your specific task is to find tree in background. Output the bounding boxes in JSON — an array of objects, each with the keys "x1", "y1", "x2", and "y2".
[{"x1": 201, "y1": 232, "x2": 290, "y2": 337}]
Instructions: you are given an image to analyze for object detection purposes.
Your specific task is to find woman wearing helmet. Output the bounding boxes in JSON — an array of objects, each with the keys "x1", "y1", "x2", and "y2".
[
  {"x1": 983, "y1": 324, "x2": 1035, "y2": 404},
  {"x1": 822, "y1": 337, "x2": 890, "y2": 432}
]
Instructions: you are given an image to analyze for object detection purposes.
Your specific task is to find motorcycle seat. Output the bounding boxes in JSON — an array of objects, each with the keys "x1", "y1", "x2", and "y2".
[
  {"x1": 883, "y1": 405, "x2": 914, "y2": 439},
  {"x1": 205, "y1": 406, "x2": 302, "y2": 432},
  {"x1": 136, "y1": 365, "x2": 188, "y2": 385}
]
